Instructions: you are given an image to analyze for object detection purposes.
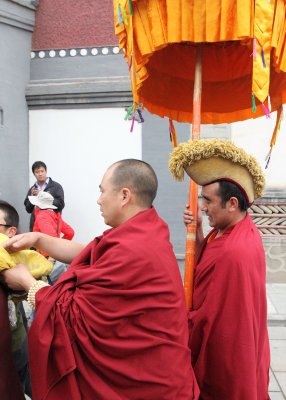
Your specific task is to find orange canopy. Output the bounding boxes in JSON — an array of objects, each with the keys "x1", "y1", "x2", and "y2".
[{"x1": 114, "y1": 0, "x2": 286, "y2": 124}]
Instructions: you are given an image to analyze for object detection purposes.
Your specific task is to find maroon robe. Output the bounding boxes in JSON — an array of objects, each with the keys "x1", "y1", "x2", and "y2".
[
  {"x1": 29, "y1": 207, "x2": 199, "y2": 400},
  {"x1": 189, "y1": 213, "x2": 270, "y2": 400},
  {"x1": 0, "y1": 287, "x2": 25, "y2": 400}
]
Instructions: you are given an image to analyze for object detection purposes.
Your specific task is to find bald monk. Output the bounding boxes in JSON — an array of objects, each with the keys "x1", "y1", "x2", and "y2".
[
  {"x1": 170, "y1": 138, "x2": 270, "y2": 400},
  {"x1": 2, "y1": 159, "x2": 199, "y2": 400}
]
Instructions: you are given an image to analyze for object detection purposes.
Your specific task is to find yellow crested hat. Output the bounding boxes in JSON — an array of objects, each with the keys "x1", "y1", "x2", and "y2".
[{"x1": 169, "y1": 138, "x2": 265, "y2": 204}]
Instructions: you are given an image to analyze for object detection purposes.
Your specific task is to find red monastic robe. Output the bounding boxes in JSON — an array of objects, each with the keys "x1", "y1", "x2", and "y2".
[
  {"x1": 29, "y1": 207, "x2": 199, "y2": 400},
  {"x1": 189, "y1": 213, "x2": 270, "y2": 400},
  {"x1": 0, "y1": 287, "x2": 25, "y2": 400}
]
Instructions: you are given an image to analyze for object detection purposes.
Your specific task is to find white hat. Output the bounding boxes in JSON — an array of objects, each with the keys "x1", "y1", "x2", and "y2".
[{"x1": 28, "y1": 191, "x2": 57, "y2": 210}]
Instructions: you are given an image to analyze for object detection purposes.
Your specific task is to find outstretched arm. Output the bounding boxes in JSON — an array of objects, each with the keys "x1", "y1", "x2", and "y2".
[
  {"x1": 2, "y1": 263, "x2": 36, "y2": 292},
  {"x1": 2, "y1": 232, "x2": 85, "y2": 264}
]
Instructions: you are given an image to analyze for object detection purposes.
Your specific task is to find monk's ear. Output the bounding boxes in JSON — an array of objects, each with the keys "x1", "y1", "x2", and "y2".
[
  {"x1": 121, "y1": 187, "x2": 131, "y2": 207},
  {"x1": 228, "y1": 196, "x2": 239, "y2": 212}
]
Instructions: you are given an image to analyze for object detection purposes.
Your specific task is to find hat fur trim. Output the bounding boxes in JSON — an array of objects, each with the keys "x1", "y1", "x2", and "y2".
[{"x1": 169, "y1": 138, "x2": 265, "y2": 200}]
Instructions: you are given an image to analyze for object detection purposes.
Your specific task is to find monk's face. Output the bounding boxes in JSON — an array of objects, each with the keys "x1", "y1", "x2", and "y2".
[
  {"x1": 97, "y1": 166, "x2": 123, "y2": 228},
  {"x1": 201, "y1": 182, "x2": 231, "y2": 232}
]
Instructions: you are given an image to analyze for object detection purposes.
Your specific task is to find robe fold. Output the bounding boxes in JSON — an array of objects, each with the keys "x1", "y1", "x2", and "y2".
[
  {"x1": 29, "y1": 207, "x2": 199, "y2": 400},
  {"x1": 189, "y1": 213, "x2": 270, "y2": 400},
  {"x1": 0, "y1": 287, "x2": 25, "y2": 400}
]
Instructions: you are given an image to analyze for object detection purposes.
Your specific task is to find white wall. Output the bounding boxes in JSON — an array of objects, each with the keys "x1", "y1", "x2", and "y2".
[
  {"x1": 29, "y1": 108, "x2": 142, "y2": 244},
  {"x1": 231, "y1": 111, "x2": 286, "y2": 188}
]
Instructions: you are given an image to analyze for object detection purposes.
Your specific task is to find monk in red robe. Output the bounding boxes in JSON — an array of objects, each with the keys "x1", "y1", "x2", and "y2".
[
  {"x1": 185, "y1": 182, "x2": 270, "y2": 400},
  {"x1": 2, "y1": 159, "x2": 199, "y2": 400},
  {"x1": 176, "y1": 139, "x2": 270, "y2": 400}
]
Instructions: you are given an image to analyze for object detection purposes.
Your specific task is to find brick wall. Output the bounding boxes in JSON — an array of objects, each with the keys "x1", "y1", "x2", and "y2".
[{"x1": 32, "y1": 0, "x2": 118, "y2": 50}]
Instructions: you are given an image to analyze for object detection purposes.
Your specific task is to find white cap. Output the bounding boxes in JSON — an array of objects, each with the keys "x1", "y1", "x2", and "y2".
[{"x1": 28, "y1": 191, "x2": 57, "y2": 210}]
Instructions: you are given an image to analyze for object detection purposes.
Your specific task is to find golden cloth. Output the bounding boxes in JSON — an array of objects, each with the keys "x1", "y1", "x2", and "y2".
[{"x1": 114, "y1": 0, "x2": 286, "y2": 123}]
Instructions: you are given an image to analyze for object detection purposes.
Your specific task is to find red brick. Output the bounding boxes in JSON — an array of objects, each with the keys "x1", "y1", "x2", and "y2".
[{"x1": 32, "y1": 0, "x2": 118, "y2": 50}]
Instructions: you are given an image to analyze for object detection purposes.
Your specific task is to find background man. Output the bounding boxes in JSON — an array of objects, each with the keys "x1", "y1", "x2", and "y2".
[
  {"x1": 2, "y1": 159, "x2": 199, "y2": 400},
  {"x1": 24, "y1": 161, "x2": 65, "y2": 231},
  {"x1": 170, "y1": 138, "x2": 270, "y2": 400},
  {"x1": 0, "y1": 200, "x2": 31, "y2": 399}
]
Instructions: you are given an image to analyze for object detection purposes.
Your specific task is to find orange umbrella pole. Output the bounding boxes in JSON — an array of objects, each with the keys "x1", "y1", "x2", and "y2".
[{"x1": 184, "y1": 45, "x2": 202, "y2": 309}]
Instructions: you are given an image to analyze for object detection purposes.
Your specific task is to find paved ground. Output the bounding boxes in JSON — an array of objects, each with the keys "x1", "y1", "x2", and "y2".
[{"x1": 267, "y1": 284, "x2": 286, "y2": 399}]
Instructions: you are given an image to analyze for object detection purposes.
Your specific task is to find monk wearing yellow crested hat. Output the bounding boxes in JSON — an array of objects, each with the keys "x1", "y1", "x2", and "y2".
[{"x1": 170, "y1": 138, "x2": 270, "y2": 400}]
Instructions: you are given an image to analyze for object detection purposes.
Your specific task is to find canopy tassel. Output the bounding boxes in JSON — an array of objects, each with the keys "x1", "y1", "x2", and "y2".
[
  {"x1": 261, "y1": 47, "x2": 266, "y2": 67},
  {"x1": 137, "y1": 108, "x2": 144, "y2": 123},
  {"x1": 262, "y1": 103, "x2": 271, "y2": 118},
  {"x1": 124, "y1": 104, "x2": 134, "y2": 120},
  {"x1": 128, "y1": 0, "x2": 133, "y2": 15},
  {"x1": 253, "y1": 38, "x2": 257, "y2": 59},
  {"x1": 130, "y1": 116, "x2": 135, "y2": 132},
  {"x1": 128, "y1": 54, "x2": 133, "y2": 71},
  {"x1": 169, "y1": 119, "x2": 178, "y2": 148},
  {"x1": 252, "y1": 92, "x2": 256, "y2": 113},
  {"x1": 265, "y1": 106, "x2": 283, "y2": 168},
  {"x1": 118, "y1": 4, "x2": 123, "y2": 25},
  {"x1": 123, "y1": 7, "x2": 128, "y2": 25}
]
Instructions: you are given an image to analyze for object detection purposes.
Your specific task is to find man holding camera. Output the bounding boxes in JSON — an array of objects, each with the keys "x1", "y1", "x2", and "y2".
[{"x1": 24, "y1": 161, "x2": 65, "y2": 231}]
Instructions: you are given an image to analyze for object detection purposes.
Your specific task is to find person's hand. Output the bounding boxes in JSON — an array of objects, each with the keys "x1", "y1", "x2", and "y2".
[
  {"x1": 183, "y1": 203, "x2": 203, "y2": 228},
  {"x1": 31, "y1": 187, "x2": 40, "y2": 196},
  {"x1": 1, "y1": 263, "x2": 36, "y2": 292},
  {"x1": 183, "y1": 204, "x2": 194, "y2": 226},
  {"x1": 1, "y1": 232, "x2": 40, "y2": 253}
]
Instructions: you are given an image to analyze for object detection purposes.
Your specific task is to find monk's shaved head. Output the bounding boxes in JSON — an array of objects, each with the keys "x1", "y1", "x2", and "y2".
[{"x1": 109, "y1": 159, "x2": 158, "y2": 208}]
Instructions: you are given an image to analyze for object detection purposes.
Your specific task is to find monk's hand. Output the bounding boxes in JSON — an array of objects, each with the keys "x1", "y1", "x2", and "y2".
[
  {"x1": 1, "y1": 232, "x2": 40, "y2": 253},
  {"x1": 183, "y1": 203, "x2": 193, "y2": 226},
  {"x1": 1, "y1": 263, "x2": 36, "y2": 292},
  {"x1": 184, "y1": 203, "x2": 203, "y2": 229}
]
